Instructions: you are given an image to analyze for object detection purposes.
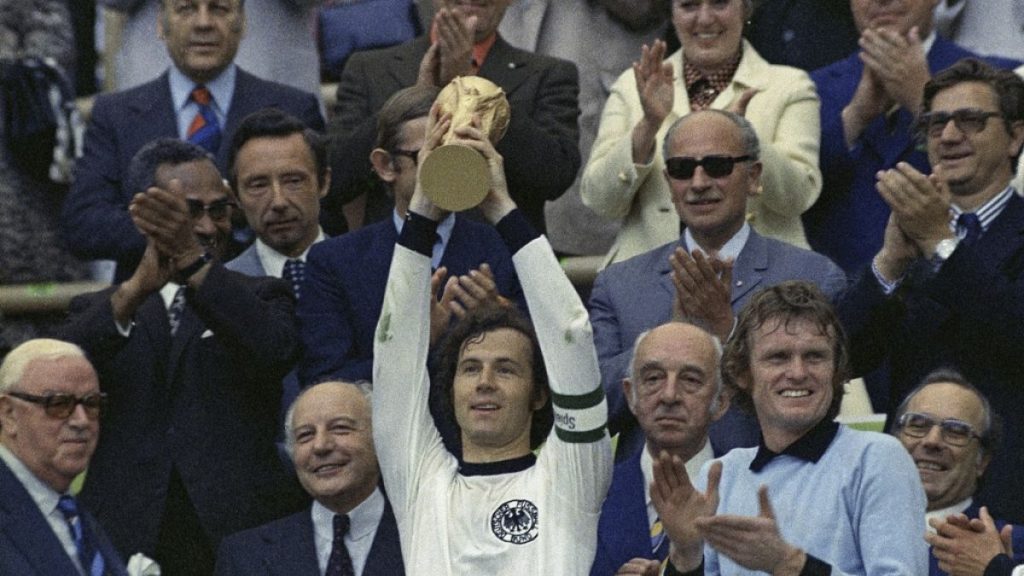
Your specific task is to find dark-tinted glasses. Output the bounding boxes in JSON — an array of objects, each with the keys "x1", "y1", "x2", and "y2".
[
  {"x1": 896, "y1": 411, "x2": 982, "y2": 447},
  {"x1": 665, "y1": 155, "x2": 752, "y2": 180},
  {"x1": 186, "y1": 198, "x2": 235, "y2": 221},
  {"x1": 916, "y1": 109, "x2": 1001, "y2": 139},
  {"x1": 6, "y1": 391, "x2": 108, "y2": 420}
]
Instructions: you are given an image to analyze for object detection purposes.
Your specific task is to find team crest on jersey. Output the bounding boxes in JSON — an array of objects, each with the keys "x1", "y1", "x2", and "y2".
[{"x1": 490, "y1": 499, "x2": 539, "y2": 544}]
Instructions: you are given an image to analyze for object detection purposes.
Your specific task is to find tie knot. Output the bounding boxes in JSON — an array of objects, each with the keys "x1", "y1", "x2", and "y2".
[
  {"x1": 957, "y1": 212, "x2": 982, "y2": 245},
  {"x1": 191, "y1": 85, "x2": 212, "y2": 106},
  {"x1": 333, "y1": 514, "x2": 350, "y2": 539},
  {"x1": 57, "y1": 494, "x2": 79, "y2": 520}
]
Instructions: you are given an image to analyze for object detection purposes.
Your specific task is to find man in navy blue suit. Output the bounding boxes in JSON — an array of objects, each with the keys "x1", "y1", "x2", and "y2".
[
  {"x1": 62, "y1": 0, "x2": 324, "y2": 282},
  {"x1": 591, "y1": 322, "x2": 727, "y2": 576},
  {"x1": 0, "y1": 339, "x2": 127, "y2": 576},
  {"x1": 298, "y1": 84, "x2": 522, "y2": 388},
  {"x1": 805, "y1": 0, "x2": 1020, "y2": 273},
  {"x1": 215, "y1": 381, "x2": 403, "y2": 576},
  {"x1": 839, "y1": 59, "x2": 1024, "y2": 523}
]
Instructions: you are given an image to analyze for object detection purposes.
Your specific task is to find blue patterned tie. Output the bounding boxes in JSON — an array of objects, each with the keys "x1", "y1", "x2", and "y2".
[
  {"x1": 326, "y1": 514, "x2": 355, "y2": 576},
  {"x1": 187, "y1": 85, "x2": 221, "y2": 153},
  {"x1": 57, "y1": 495, "x2": 105, "y2": 576},
  {"x1": 283, "y1": 259, "x2": 306, "y2": 300},
  {"x1": 168, "y1": 286, "x2": 186, "y2": 336},
  {"x1": 957, "y1": 212, "x2": 982, "y2": 247}
]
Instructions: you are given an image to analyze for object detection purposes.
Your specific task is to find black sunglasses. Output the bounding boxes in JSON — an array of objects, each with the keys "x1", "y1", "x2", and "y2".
[
  {"x1": 185, "y1": 198, "x2": 235, "y2": 221},
  {"x1": 916, "y1": 108, "x2": 1001, "y2": 139},
  {"x1": 7, "y1": 391, "x2": 108, "y2": 420},
  {"x1": 665, "y1": 155, "x2": 753, "y2": 180}
]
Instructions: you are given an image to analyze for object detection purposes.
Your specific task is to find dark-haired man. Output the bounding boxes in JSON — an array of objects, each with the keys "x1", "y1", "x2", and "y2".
[
  {"x1": 60, "y1": 139, "x2": 306, "y2": 574},
  {"x1": 654, "y1": 281, "x2": 926, "y2": 575},
  {"x1": 372, "y1": 107, "x2": 611, "y2": 573},
  {"x1": 63, "y1": 0, "x2": 324, "y2": 281},
  {"x1": 840, "y1": 58, "x2": 1024, "y2": 523}
]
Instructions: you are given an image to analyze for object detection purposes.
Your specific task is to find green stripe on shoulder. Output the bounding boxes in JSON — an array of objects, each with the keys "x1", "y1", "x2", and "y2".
[
  {"x1": 550, "y1": 387, "x2": 605, "y2": 410},
  {"x1": 555, "y1": 426, "x2": 606, "y2": 444}
]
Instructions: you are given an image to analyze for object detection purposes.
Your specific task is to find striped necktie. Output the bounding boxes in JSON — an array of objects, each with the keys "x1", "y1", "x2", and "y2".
[
  {"x1": 187, "y1": 85, "x2": 221, "y2": 153},
  {"x1": 57, "y1": 495, "x2": 106, "y2": 576}
]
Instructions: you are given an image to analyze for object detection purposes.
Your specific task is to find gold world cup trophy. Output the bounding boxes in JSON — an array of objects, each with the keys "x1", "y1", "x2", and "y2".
[{"x1": 419, "y1": 76, "x2": 510, "y2": 211}]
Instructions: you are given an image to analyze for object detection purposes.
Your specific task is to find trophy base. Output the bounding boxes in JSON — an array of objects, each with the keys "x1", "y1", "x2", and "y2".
[{"x1": 420, "y1": 144, "x2": 490, "y2": 212}]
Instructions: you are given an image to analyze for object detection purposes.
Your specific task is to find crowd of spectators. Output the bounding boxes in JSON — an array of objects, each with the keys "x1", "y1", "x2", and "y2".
[{"x1": 2, "y1": 0, "x2": 1024, "y2": 575}]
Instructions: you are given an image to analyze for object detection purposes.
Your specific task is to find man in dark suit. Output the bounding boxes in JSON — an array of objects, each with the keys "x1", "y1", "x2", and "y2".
[
  {"x1": 59, "y1": 139, "x2": 307, "y2": 575},
  {"x1": 224, "y1": 109, "x2": 330, "y2": 424},
  {"x1": 215, "y1": 381, "x2": 403, "y2": 575},
  {"x1": 0, "y1": 338, "x2": 127, "y2": 576},
  {"x1": 327, "y1": 0, "x2": 579, "y2": 234},
  {"x1": 299, "y1": 85, "x2": 522, "y2": 389},
  {"x1": 590, "y1": 109, "x2": 846, "y2": 450},
  {"x1": 591, "y1": 323, "x2": 727, "y2": 576},
  {"x1": 805, "y1": 0, "x2": 1020, "y2": 273},
  {"x1": 839, "y1": 59, "x2": 1024, "y2": 523},
  {"x1": 62, "y1": 0, "x2": 324, "y2": 282}
]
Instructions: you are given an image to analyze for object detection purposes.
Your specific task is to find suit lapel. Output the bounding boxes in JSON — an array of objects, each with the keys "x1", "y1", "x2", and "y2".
[
  {"x1": 478, "y1": 37, "x2": 534, "y2": 96},
  {"x1": 266, "y1": 511, "x2": 320, "y2": 575},
  {"x1": 974, "y1": 193, "x2": 1024, "y2": 279},
  {"x1": 364, "y1": 500, "x2": 404, "y2": 574},
  {"x1": 0, "y1": 461, "x2": 81, "y2": 576},
  {"x1": 601, "y1": 448, "x2": 653, "y2": 561},
  {"x1": 127, "y1": 74, "x2": 178, "y2": 154},
  {"x1": 730, "y1": 231, "x2": 768, "y2": 306},
  {"x1": 656, "y1": 241, "x2": 681, "y2": 302}
]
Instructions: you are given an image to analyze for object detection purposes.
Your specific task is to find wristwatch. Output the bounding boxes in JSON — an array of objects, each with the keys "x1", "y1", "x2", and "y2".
[
  {"x1": 176, "y1": 251, "x2": 212, "y2": 283},
  {"x1": 932, "y1": 237, "x2": 960, "y2": 262}
]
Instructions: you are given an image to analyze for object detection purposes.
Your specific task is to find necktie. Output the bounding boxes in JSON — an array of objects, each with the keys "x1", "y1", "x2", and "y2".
[
  {"x1": 57, "y1": 495, "x2": 106, "y2": 576},
  {"x1": 326, "y1": 514, "x2": 355, "y2": 576},
  {"x1": 650, "y1": 516, "x2": 669, "y2": 560},
  {"x1": 957, "y1": 212, "x2": 982, "y2": 247},
  {"x1": 283, "y1": 259, "x2": 306, "y2": 300},
  {"x1": 187, "y1": 85, "x2": 221, "y2": 153},
  {"x1": 168, "y1": 286, "x2": 187, "y2": 336}
]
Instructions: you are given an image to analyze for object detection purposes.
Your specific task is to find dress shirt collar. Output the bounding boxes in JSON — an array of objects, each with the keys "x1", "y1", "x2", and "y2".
[
  {"x1": 311, "y1": 487, "x2": 386, "y2": 575},
  {"x1": 168, "y1": 64, "x2": 236, "y2": 132},
  {"x1": 749, "y1": 418, "x2": 840, "y2": 472},
  {"x1": 925, "y1": 497, "x2": 972, "y2": 534},
  {"x1": 683, "y1": 221, "x2": 750, "y2": 262},
  {"x1": 159, "y1": 283, "x2": 185, "y2": 310},
  {"x1": 641, "y1": 440, "x2": 713, "y2": 526},
  {"x1": 921, "y1": 31, "x2": 937, "y2": 56},
  {"x1": 394, "y1": 210, "x2": 456, "y2": 268},
  {"x1": 255, "y1": 231, "x2": 326, "y2": 278},
  {"x1": 949, "y1": 186, "x2": 1014, "y2": 236},
  {"x1": 0, "y1": 444, "x2": 62, "y2": 514}
]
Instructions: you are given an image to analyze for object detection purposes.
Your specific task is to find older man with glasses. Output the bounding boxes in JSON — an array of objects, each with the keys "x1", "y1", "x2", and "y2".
[
  {"x1": 58, "y1": 138, "x2": 308, "y2": 575},
  {"x1": 891, "y1": 369, "x2": 1024, "y2": 575},
  {"x1": 0, "y1": 339, "x2": 128, "y2": 575},
  {"x1": 588, "y1": 109, "x2": 845, "y2": 453},
  {"x1": 838, "y1": 58, "x2": 1024, "y2": 525}
]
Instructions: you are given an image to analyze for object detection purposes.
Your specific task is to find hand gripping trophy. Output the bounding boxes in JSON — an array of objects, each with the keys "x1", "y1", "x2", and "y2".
[{"x1": 419, "y1": 76, "x2": 510, "y2": 211}]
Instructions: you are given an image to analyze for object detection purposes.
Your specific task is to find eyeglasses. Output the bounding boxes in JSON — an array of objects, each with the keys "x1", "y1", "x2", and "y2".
[
  {"x1": 390, "y1": 148, "x2": 421, "y2": 166},
  {"x1": 665, "y1": 155, "x2": 753, "y2": 180},
  {"x1": 185, "y1": 198, "x2": 235, "y2": 221},
  {"x1": 6, "y1": 391, "x2": 108, "y2": 420},
  {"x1": 916, "y1": 108, "x2": 1002, "y2": 139},
  {"x1": 897, "y1": 412, "x2": 983, "y2": 447}
]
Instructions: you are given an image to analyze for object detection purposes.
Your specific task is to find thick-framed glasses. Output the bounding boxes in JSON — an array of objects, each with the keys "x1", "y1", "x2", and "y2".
[
  {"x1": 916, "y1": 109, "x2": 1001, "y2": 139},
  {"x1": 6, "y1": 391, "x2": 108, "y2": 420},
  {"x1": 390, "y1": 148, "x2": 421, "y2": 166},
  {"x1": 665, "y1": 155, "x2": 752, "y2": 180},
  {"x1": 896, "y1": 411, "x2": 983, "y2": 447},
  {"x1": 186, "y1": 198, "x2": 235, "y2": 221}
]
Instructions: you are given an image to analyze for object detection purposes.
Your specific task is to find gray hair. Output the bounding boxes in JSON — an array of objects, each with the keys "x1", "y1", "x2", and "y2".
[
  {"x1": 0, "y1": 339, "x2": 88, "y2": 393},
  {"x1": 282, "y1": 380, "x2": 373, "y2": 460},
  {"x1": 661, "y1": 109, "x2": 761, "y2": 163},
  {"x1": 627, "y1": 324, "x2": 725, "y2": 415}
]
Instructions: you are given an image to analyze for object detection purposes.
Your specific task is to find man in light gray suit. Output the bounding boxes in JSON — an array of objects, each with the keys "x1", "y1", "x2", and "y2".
[
  {"x1": 225, "y1": 108, "x2": 329, "y2": 418},
  {"x1": 589, "y1": 109, "x2": 846, "y2": 451}
]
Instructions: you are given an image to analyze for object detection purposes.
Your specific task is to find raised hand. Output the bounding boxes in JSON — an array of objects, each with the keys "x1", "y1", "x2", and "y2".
[
  {"x1": 651, "y1": 453, "x2": 721, "y2": 571},
  {"x1": 632, "y1": 40, "x2": 675, "y2": 164},
  {"x1": 670, "y1": 248, "x2": 734, "y2": 341},
  {"x1": 875, "y1": 162, "x2": 953, "y2": 256},
  {"x1": 859, "y1": 26, "x2": 930, "y2": 115}
]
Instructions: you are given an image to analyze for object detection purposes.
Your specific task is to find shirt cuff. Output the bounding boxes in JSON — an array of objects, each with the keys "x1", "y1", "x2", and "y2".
[
  {"x1": 800, "y1": 553, "x2": 832, "y2": 576},
  {"x1": 398, "y1": 211, "x2": 440, "y2": 258},
  {"x1": 495, "y1": 208, "x2": 540, "y2": 255},
  {"x1": 870, "y1": 259, "x2": 902, "y2": 295}
]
